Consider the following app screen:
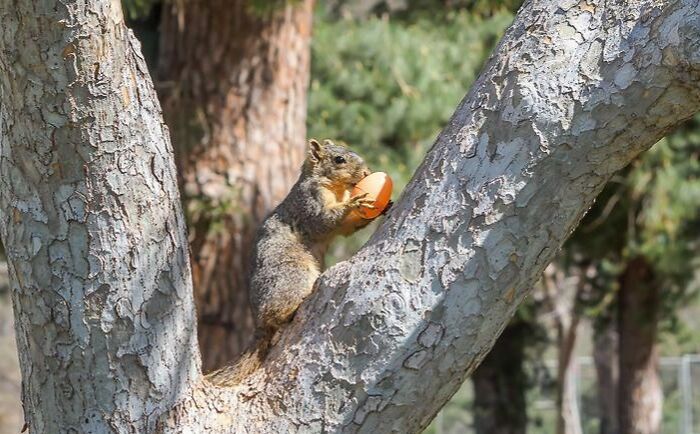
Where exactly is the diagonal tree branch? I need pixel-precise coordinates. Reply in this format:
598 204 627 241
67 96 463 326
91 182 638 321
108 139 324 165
1 0 700 433
165 0 700 432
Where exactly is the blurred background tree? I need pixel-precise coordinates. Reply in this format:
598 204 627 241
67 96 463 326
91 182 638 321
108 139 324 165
566 118 700 434
471 305 547 434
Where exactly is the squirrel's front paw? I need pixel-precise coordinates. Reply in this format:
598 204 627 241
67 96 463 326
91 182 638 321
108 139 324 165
348 192 375 210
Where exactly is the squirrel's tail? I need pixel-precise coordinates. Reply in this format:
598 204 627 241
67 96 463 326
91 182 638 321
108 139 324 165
205 329 274 387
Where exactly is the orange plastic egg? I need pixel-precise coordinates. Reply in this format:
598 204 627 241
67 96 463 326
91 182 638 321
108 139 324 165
351 172 393 219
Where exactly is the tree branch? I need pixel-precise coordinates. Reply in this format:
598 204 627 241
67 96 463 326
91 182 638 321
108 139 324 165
169 0 700 432
1 0 700 433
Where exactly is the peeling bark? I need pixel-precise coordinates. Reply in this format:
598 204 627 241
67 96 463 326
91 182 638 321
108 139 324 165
0 1 200 432
157 0 313 371
2 0 700 433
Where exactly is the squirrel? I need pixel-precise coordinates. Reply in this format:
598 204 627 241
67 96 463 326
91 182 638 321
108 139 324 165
207 139 385 386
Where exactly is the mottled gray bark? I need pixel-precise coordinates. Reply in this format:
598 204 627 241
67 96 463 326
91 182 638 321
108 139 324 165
163 0 700 432
1 0 700 433
0 1 200 432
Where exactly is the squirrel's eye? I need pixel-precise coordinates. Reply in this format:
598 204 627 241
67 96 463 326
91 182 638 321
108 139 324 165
334 156 346 164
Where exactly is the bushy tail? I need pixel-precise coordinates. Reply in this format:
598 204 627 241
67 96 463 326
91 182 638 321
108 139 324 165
205 329 274 387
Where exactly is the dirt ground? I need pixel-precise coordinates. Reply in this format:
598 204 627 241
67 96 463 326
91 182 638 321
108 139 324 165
0 262 22 434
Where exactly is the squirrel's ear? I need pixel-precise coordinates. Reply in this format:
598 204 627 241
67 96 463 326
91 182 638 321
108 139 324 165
308 139 324 163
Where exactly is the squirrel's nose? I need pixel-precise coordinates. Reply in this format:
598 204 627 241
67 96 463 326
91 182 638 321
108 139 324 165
362 169 371 178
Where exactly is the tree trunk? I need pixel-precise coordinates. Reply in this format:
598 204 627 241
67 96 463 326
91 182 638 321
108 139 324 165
618 258 663 434
542 263 587 434
0 1 200 431
157 0 314 371
557 353 583 434
593 317 620 434
2 0 700 432
472 320 529 434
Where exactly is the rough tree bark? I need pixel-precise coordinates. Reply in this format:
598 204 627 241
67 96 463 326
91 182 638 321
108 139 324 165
157 0 313 371
1 0 699 433
472 320 529 434
618 258 663 434
0 1 200 432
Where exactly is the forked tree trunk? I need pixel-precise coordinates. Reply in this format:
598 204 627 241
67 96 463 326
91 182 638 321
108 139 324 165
2 0 700 432
157 0 314 371
472 320 529 434
618 258 663 434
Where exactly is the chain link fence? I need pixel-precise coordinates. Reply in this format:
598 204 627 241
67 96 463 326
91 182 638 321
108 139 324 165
428 355 700 434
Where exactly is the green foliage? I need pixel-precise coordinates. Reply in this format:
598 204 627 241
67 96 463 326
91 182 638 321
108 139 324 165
386 0 524 19
307 10 512 262
122 0 159 20
309 11 510 151
320 0 523 21
184 186 244 237
660 289 700 354
630 122 700 280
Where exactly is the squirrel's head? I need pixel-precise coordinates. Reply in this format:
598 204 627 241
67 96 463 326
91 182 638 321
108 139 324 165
303 139 370 188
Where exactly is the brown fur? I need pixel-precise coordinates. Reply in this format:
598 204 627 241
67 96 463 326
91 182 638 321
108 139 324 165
207 139 378 386
206 329 274 387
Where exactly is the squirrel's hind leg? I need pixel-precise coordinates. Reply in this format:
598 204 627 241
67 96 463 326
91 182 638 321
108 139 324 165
251 249 320 332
